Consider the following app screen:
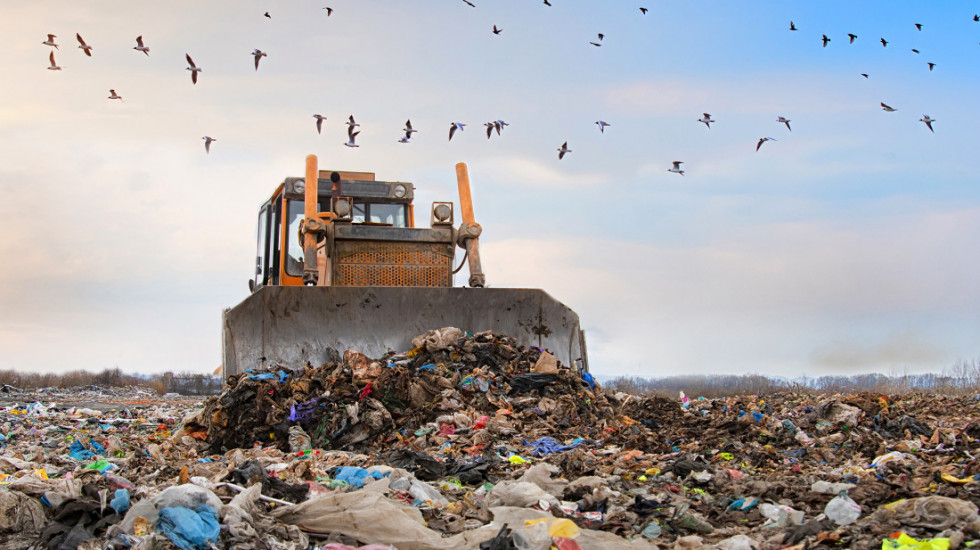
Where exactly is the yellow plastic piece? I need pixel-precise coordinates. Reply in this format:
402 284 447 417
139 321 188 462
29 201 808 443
525 518 580 539
940 473 975 484
509 455 527 465
638 475 648 482
881 533 950 550
645 468 660 475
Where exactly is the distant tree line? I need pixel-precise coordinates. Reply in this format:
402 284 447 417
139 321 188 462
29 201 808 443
607 358 980 397
0 367 222 396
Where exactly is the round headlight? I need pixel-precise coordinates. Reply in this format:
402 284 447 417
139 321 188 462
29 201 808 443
393 184 407 198
334 198 351 217
294 180 305 193
433 203 452 222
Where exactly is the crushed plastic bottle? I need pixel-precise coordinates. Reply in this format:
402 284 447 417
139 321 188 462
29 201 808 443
824 491 862 525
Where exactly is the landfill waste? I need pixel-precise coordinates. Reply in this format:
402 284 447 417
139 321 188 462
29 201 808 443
2 329 980 549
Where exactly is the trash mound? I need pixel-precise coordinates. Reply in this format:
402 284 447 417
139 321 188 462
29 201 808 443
200 328 613 455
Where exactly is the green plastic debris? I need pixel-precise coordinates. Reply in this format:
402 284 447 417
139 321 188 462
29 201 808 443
882 533 951 550
84 460 113 473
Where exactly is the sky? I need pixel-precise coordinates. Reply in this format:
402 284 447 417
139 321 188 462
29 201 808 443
1 1 978 378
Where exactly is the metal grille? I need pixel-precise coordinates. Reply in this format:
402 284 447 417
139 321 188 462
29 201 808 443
334 241 453 287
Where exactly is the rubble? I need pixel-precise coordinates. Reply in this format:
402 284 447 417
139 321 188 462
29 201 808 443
1 328 980 549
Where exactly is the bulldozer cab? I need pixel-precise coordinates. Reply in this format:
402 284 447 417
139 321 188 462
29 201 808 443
252 170 457 289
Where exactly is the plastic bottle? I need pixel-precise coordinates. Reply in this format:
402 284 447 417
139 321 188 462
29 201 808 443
824 491 861 525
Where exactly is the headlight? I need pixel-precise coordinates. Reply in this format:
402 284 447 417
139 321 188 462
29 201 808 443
433 203 452 222
294 180 305 193
393 184 407 198
334 198 351 217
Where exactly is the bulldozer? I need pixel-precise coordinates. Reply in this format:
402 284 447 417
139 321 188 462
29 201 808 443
221 155 589 377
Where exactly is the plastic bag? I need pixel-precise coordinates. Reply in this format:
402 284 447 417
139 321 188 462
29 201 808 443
486 481 559 509
517 463 568 497
156 504 220 550
881 533 951 550
758 503 804 526
824 493 861 525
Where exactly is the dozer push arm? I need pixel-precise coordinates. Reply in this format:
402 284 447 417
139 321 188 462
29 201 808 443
455 162 485 288
302 155 329 285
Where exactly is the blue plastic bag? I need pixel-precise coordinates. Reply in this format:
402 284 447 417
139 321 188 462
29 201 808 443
334 466 385 488
156 505 220 550
110 489 130 514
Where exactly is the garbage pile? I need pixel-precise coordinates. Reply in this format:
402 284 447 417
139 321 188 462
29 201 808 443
1 328 980 550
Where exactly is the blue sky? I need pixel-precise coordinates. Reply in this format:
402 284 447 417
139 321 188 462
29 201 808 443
0 1 977 377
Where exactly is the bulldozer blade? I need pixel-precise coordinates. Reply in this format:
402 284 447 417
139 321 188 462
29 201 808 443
222 286 588 377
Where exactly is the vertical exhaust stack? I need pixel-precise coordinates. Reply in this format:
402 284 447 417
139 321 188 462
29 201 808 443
455 162 485 287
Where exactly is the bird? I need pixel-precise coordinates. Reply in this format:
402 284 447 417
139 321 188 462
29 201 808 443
323 7 333 15
861 73 869 78
398 136 410 143
919 115 935 132
915 23 923 31
974 14 979 22
251 49 267 71
264 12 271 19
461 0 475 6
313 114 326 134
76 33 93 57
597 33 604 41
911 48 919 54
881 38 888 47
595 120 611 133
403 119 417 139
346 115 360 136
483 122 495 139
697 113 715 128
589 41 602 47
345 131 360 147
203 136 215 154
42 34 58 49
756 137 776 152
640 8 648 15
777 116 791 131
186 54 202 84
494 120 509 135
449 122 466 141
667 161 685 175
557 141 570 160
133 35 149 56
543 0 551 5
880 102 897 112
493 25 502 35
822 34 830 47
789 21 797 31
107 89 122 101
47 51 62 70
848 33 857 44
927 62 935 71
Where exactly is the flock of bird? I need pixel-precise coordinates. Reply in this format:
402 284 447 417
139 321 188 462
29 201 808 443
39 5 969 175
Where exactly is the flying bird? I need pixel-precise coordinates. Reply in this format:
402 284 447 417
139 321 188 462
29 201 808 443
186 54 202 84
345 131 360 147
483 122 498 139
880 102 897 112
777 116 791 131
557 141 570 160
203 136 215 154
848 33 857 44
756 137 776 152
667 161 685 175
398 136 411 143
589 41 602 47
493 25 502 35
697 113 715 128
911 48 919 54
76 33 93 57
252 49 267 71
927 62 935 71
461 0 475 6
449 122 466 141
789 21 797 31
133 35 149 56
313 114 326 134
47 51 62 70
597 33 604 41
43 34 58 49
543 0 551 5
919 115 935 132
881 38 888 47
323 7 333 15
264 12 271 19
494 120 509 135
639 8 648 14
974 14 979 21
915 23 923 31
346 115 360 136
595 120 611 133
822 34 830 47
107 89 122 101
861 73 869 78
403 119 417 139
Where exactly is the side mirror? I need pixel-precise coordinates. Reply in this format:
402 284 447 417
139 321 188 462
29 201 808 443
248 279 256 293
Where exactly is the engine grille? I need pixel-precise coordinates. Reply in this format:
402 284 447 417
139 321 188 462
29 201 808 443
334 241 453 287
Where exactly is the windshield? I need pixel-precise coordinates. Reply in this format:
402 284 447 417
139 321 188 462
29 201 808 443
352 202 408 226
285 200 304 277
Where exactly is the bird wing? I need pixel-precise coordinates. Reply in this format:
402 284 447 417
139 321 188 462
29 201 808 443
186 54 197 68
316 118 323 134
254 53 261 70
76 33 86 46
49 51 56 66
348 115 356 124
449 125 457 141
136 36 144 47
191 70 198 84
